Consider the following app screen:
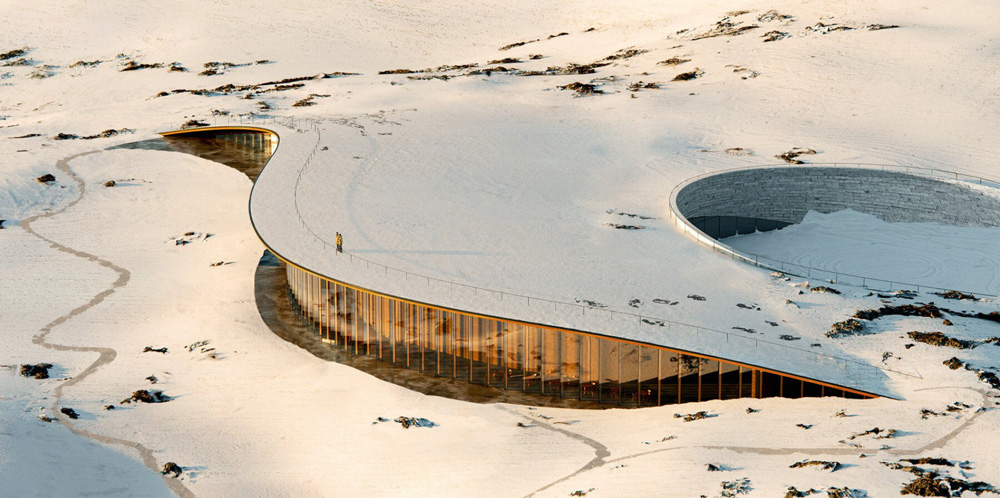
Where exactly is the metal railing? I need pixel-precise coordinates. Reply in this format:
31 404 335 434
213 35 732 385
167 115 929 387
667 163 1000 298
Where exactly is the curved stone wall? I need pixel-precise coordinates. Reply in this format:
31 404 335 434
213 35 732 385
675 167 1000 228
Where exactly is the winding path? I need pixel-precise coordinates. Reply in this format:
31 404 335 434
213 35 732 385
519 387 992 497
19 151 194 498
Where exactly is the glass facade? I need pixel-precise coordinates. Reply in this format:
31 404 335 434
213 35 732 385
285 263 870 407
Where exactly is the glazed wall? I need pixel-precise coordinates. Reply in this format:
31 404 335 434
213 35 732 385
286 264 864 407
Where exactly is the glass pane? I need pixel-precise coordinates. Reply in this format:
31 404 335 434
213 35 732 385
542 329 560 395
471 317 488 385
740 367 754 398
455 314 471 382
679 355 700 404
660 352 679 405
782 377 803 398
700 359 720 401
720 362 741 400
599 339 619 404
619 343 639 406
803 380 823 398
761 371 782 398
638 347 659 407
507 323 525 391
488 320 505 388
523 326 542 394
561 332 581 398
580 335 599 401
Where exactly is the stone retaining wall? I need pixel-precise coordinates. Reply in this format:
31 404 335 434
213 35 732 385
675 167 1000 227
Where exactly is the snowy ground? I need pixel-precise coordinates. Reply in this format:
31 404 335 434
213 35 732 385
3 0 1000 496
726 210 1000 296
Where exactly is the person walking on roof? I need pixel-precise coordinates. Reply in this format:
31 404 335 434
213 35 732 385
335 232 343 253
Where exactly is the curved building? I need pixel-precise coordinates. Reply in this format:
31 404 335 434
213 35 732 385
161 122 902 407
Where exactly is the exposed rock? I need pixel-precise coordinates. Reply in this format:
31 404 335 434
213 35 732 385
688 294 707 301
902 458 953 467
790 460 840 471
60 407 79 419
121 389 170 404
602 48 646 61
104 180 116 187
868 24 900 31
105 405 116 410
720 478 752 497
757 10 794 22
935 290 977 301
161 462 182 478
658 57 690 66
776 148 817 164
780 335 801 341
143 346 168 354
942 357 965 370
394 416 435 428
180 119 209 129
907 331 976 349
36 174 56 183
559 82 603 96
827 318 865 338
20 363 52 379
762 30 790 42
0 47 29 60
673 68 703 81
810 286 841 295
854 303 944 320
707 463 722 471
796 423 813 430
674 411 713 422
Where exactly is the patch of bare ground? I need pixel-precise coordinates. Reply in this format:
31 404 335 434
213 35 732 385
785 487 866 498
